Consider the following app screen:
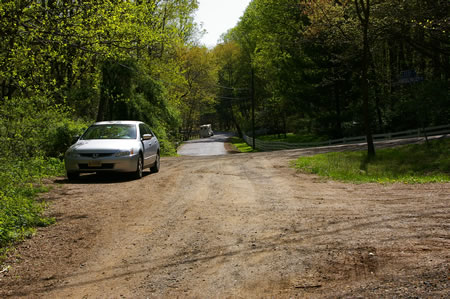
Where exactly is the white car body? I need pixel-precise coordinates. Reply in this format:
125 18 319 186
64 121 160 180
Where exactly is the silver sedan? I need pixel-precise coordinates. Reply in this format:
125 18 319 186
65 121 160 180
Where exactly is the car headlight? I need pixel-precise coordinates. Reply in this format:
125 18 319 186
114 150 133 157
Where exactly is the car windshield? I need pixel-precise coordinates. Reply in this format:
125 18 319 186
81 124 137 140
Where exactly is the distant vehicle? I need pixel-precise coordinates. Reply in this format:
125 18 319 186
64 121 160 181
200 124 214 138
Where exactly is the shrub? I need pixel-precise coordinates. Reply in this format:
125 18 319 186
0 157 63 252
43 118 89 158
0 96 89 159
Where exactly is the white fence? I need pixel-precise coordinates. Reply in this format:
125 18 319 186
243 124 450 151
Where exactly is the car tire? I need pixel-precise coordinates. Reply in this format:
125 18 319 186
150 152 160 173
134 154 143 179
67 172 79 181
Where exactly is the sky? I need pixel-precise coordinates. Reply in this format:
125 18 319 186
194 0 252 48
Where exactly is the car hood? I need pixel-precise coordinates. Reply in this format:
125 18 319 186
68 139 139 153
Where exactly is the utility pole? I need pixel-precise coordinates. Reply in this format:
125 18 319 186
251 67 256 149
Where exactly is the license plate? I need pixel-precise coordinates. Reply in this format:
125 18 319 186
88 161 102 167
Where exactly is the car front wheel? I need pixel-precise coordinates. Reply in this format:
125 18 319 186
150 152 160 173
134 154 143 179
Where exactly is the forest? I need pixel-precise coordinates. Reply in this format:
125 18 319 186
0 1 449 247
215 0 449 156
1 0 449 158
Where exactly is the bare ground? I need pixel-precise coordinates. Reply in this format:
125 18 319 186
1 146 449 298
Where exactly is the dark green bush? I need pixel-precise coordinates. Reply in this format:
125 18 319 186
0 96 75 255
43 119 89 158
0 96 90 159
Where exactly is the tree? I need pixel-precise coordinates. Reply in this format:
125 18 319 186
177 46 217 140
355 0 375 157
221 0 314 138
304 0 378 156
0 0 201 158
212 41 248 136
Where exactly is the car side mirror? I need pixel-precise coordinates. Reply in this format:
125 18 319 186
142 133 153 140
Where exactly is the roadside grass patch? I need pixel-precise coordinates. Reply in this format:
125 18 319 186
230 137 258 153
295 138 450 183
0 157 64 260
259 133 327 143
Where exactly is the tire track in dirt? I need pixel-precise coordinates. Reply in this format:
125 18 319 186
1 150 449 298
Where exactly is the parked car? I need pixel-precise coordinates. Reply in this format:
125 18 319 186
200 124 214 138
64 121 160 180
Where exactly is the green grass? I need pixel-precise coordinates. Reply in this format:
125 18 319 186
230 136 258 153
295 138 450 183
0 157 63 259
259 133 327 143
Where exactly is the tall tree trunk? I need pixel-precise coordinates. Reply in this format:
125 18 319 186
369 57 383 132
96 91 107 121
355 0 375 157
333 80 343 138
251 67 256 149
374 90 383 131
443 50 450 81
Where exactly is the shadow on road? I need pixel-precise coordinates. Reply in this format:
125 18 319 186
54 171 153 185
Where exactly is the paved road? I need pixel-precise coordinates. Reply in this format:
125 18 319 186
177 132 234 156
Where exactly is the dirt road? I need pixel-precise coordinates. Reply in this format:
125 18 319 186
1 146 449 298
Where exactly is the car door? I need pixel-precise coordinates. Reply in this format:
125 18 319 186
139 124 154 167
145 124 158 163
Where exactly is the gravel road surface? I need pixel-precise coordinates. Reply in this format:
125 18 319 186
1 140 449 298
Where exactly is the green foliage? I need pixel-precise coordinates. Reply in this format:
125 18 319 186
223 0 313 135
176 46 218 140
66 79 101 120
1 0 201 153
295 138 450 183
230 137 257 153
1 1 200 98
0 157 63 252
44 119 90 158
390 80 450 130
114 66 180 156
216 0 450 141
258 133 327 143
0 0 202 256
212 41 251 135
0 96 89 159
0 95 71 250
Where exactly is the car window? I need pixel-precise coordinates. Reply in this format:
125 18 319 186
144 124 155 138
139 124 150 138
81 124 137 140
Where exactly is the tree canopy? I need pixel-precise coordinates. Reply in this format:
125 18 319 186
213 0 449 155
1 0 448 159
1 0 204 157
